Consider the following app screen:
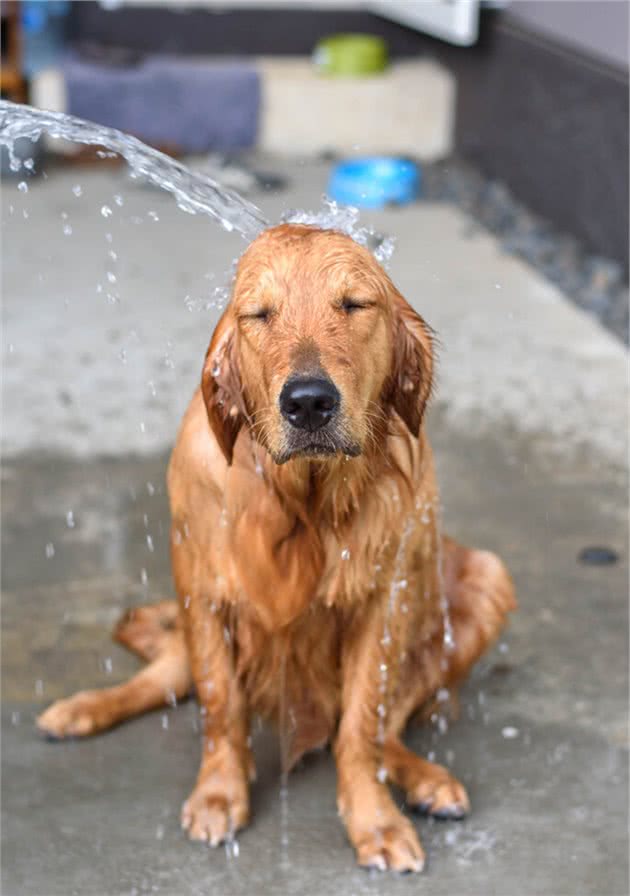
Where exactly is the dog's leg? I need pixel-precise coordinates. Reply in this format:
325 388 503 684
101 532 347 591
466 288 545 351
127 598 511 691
383 738 469 818
37 622 190 738
113 599 181 661
381 539 515 822
440 538 517 688
335 600 426 873
391 538 516 727
178 580 252 847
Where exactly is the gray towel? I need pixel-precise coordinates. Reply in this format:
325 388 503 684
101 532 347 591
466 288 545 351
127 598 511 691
64 52 260 152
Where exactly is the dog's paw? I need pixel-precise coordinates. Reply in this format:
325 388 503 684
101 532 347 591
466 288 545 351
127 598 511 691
37 691 113 738
407 765 470 820
355 817 425 873
181 781 249 846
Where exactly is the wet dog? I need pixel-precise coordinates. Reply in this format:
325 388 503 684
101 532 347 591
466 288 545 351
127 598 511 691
39 224 516 872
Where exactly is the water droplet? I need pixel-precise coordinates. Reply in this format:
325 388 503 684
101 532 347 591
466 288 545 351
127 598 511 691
101 205 112 218
102 656 113 675
63 224 73 236
72 184 83 197
66 510 75 528
146 482 155 496
155 824 165 840
35 679 44 696
141 568 148 585
148 210 159 221
17 181 28 193
106 271 117 284
161 713 169 729
45 542 55 559
341 548 350 561
146 534 154 552
376 766 388 783
502 726 519 739
114 194 124 206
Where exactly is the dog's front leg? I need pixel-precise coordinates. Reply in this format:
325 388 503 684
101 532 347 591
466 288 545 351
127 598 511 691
179 586 251 846
335 599 425 873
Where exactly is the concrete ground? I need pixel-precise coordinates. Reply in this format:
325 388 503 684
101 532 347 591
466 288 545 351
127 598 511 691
2 157 628 896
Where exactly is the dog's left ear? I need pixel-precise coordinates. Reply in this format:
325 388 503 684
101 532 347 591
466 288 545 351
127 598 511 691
387 290 434 437
201 310 247 465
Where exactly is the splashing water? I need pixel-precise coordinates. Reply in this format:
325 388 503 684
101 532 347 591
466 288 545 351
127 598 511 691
0 100 267 240
0 101 395 267
283 198 396 267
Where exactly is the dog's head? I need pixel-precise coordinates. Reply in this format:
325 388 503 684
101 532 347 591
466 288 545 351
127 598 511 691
202 224 433 465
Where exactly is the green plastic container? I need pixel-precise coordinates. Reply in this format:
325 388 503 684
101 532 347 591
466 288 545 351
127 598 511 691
313 34 388 77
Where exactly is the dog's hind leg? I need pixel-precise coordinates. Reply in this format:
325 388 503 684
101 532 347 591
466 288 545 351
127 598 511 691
384 737 470 818
113 599 181 662
389 536 516 732
37 602 191 739
383 538 516 816
439 536 517 691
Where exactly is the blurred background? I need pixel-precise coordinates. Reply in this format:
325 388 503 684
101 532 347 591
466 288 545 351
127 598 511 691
2 3 628 896
2 0 628 330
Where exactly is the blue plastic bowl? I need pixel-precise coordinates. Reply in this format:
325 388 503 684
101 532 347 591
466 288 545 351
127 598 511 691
327 157 420 209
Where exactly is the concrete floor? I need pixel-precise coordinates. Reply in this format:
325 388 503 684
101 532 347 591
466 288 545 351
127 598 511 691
2 157 628 895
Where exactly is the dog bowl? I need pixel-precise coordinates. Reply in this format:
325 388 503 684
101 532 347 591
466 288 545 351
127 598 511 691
313 34 388 76
327 157 420 209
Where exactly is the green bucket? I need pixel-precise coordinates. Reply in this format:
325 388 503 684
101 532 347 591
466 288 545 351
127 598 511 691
313 34 388 77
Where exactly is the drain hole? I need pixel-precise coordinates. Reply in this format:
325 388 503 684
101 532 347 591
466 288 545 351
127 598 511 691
578 546 619 566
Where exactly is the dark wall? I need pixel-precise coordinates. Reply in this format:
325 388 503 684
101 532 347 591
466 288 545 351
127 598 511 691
451 13 629 276
68 3 629 275
68 3 438 57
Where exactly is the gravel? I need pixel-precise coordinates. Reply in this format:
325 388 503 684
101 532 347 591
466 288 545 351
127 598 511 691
421 158 629 345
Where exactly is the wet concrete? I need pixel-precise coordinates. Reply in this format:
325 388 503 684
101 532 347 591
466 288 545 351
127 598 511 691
2 412 628 896
2 153 628 894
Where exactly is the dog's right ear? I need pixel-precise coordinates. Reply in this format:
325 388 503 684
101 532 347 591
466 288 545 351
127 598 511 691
201 310 246 465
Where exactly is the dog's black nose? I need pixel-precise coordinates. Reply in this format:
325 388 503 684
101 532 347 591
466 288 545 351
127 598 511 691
280 377 340 431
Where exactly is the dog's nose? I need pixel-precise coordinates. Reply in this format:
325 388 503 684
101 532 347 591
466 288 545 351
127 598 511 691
280 377 340 431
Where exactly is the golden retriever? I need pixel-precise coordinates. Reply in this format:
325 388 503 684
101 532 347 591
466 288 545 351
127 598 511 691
38 224 516 872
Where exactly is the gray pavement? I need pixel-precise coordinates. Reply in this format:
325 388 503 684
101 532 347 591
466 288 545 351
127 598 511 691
2 156 628 895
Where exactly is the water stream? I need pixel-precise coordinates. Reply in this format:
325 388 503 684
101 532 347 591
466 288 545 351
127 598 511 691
0 100 395 264
0 100 268 239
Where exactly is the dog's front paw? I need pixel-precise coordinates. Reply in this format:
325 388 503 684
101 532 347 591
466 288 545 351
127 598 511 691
354 816 425 873
181 775 249 846
37 691 114 738
406 764 470 820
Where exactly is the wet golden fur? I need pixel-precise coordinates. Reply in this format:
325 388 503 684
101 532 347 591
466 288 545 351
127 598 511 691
39 225 516 872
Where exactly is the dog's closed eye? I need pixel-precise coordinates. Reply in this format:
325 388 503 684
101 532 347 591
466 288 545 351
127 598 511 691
241 308 272 323
340 298 375 314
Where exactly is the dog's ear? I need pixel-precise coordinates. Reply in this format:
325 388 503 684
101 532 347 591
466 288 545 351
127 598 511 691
387 290 434 437
201 311 246 465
